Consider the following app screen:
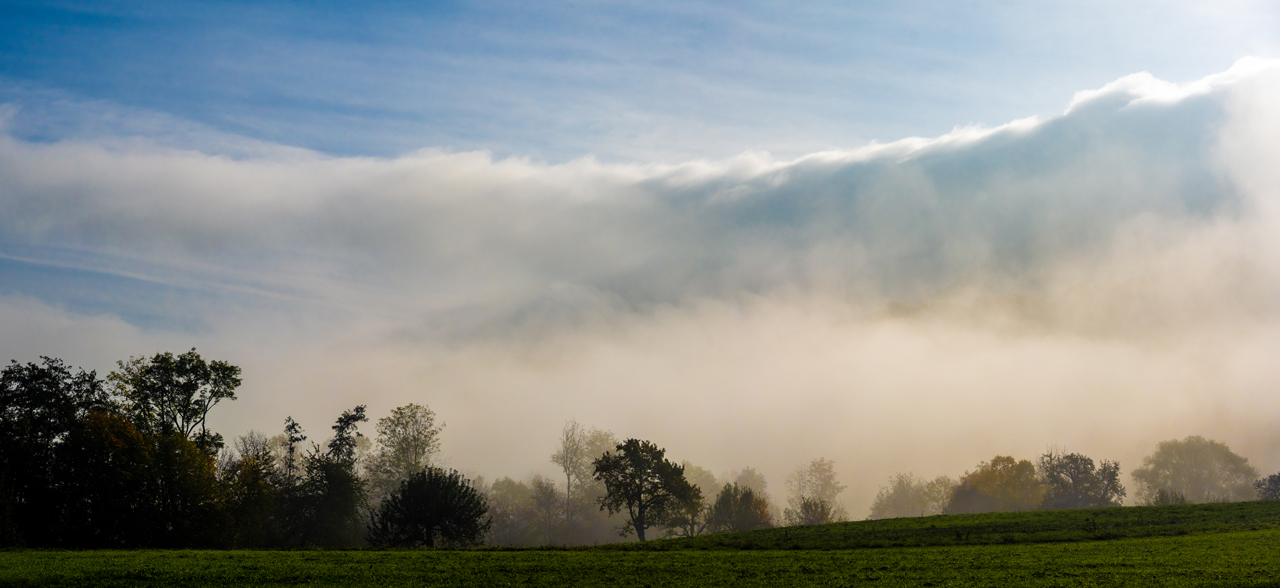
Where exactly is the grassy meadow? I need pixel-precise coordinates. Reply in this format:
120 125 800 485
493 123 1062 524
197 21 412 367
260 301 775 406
4 501 1280 587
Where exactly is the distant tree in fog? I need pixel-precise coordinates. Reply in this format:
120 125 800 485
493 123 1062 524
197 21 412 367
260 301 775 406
733 467 769 498
1037 450 1125 509
551 420 587 530
945 456 1043 514
1132 436 1258 504
366 404 443 502
529 474 565 545
593 438 695 541
553 424 619 544
681 461 720 500
784 458 847 525
1256 473 1280 501
706 484 773 532
868 473 954 519
483 476 535 546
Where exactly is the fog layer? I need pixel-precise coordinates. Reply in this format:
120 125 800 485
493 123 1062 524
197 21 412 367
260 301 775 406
2 58 1279 513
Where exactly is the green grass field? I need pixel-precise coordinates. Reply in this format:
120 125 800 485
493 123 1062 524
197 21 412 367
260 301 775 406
5 502 1280 587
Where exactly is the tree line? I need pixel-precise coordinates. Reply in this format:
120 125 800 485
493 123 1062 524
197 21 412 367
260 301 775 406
869 437 1273 520
3 351 1279 548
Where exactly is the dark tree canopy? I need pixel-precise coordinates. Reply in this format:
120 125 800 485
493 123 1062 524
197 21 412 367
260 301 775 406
294 406 368 547
1037 450 1125 510
110 349 241 453
368 468 490 547
0 358 108 546
592 438 694 541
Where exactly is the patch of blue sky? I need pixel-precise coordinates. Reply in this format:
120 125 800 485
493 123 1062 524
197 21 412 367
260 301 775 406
0 253 217 331
1 1 1275 162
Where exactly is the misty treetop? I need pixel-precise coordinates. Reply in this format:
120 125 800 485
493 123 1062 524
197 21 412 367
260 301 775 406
1131 436 1259 504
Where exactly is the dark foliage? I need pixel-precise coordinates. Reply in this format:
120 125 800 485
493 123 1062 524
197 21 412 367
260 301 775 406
290 406 369 547
1038 451 1125 510
592 438 694 541
111 349 241 454
368 468 491 547
0 358 108 546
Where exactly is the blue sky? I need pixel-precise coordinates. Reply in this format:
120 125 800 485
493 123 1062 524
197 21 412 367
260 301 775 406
3 1 1280 505
2 1 1276 161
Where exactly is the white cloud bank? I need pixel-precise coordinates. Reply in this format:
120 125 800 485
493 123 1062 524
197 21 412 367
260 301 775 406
2 58 1280 513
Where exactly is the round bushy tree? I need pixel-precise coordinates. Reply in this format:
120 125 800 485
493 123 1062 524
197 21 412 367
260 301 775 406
1131 436 1258 504
368 467 490 547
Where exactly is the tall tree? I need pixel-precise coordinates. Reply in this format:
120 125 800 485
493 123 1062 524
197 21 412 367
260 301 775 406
296 406 368 547
366 403 443 501
1131 436 1258 504
109 349 241 453
550 420 586 531
592 438 694 541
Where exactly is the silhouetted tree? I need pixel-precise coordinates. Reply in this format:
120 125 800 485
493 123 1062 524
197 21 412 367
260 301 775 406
295 406 368 547
55 410 157 547
1131 436 1258 504
706 483 773 532
592 438 694 541
368 467 490 547
0 357 108 546
945 456 1043 514
784 458 847 525
1256 473 1280 501
1037 450 1125 509
110 349 241 454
